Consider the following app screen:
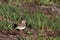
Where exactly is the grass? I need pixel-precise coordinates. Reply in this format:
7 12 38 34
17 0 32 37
0 0 60 40
0 1 60 28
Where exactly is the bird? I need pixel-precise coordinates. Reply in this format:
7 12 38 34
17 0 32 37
15 20 26 30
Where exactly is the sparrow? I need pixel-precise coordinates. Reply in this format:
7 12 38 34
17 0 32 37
15 20 26 30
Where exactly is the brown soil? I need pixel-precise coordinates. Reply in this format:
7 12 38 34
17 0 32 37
0 28 60 40
0 29 38 40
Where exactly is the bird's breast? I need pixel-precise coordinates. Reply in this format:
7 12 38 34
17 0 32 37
16 26 26 30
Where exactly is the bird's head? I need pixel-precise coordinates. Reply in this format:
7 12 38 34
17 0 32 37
21 20 26 24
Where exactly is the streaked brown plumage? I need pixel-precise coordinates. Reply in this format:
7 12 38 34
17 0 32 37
15 20 26 30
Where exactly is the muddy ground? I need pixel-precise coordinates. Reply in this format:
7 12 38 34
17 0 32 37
0 29 39 40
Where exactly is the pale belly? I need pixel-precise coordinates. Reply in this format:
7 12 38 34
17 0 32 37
16 26 26 30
